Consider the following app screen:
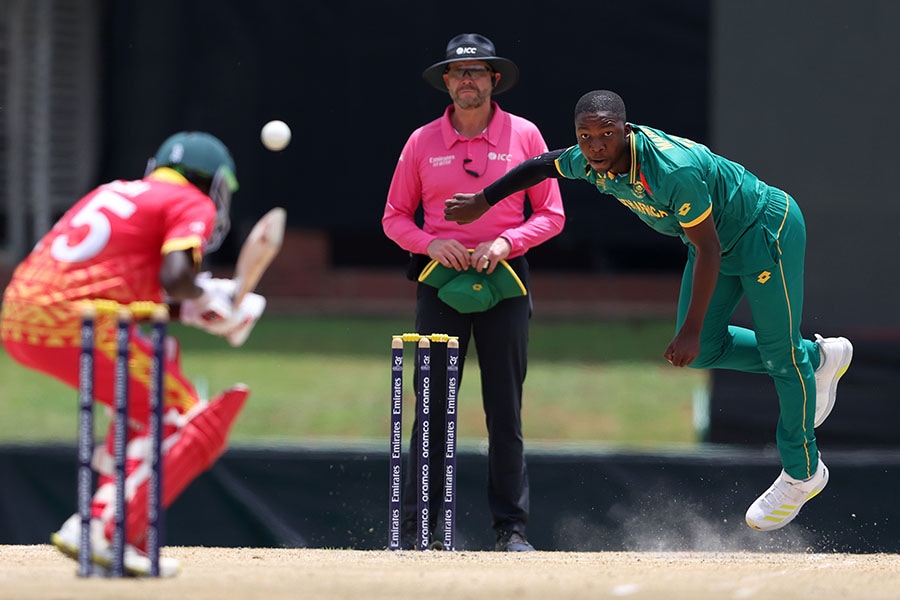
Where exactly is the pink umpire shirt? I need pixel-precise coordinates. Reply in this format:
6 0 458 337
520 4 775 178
383 102 564 258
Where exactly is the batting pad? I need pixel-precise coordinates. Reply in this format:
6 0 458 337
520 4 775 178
105 385 249 547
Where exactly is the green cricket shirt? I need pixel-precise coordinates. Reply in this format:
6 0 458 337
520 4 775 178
554 125 778 275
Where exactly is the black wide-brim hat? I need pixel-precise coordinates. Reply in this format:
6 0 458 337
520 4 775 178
422 33 519 96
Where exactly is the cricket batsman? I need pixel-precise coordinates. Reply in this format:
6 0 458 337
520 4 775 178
1 131 266 576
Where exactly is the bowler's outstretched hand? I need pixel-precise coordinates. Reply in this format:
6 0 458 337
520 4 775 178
444 192 490 224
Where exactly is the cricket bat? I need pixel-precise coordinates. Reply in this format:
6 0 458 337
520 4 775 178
232 207 287 307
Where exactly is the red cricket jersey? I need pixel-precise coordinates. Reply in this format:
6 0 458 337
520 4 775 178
2 169 216 343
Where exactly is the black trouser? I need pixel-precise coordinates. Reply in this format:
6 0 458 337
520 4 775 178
401 256 531 544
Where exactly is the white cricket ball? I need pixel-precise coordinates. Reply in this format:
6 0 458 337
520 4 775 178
261 120 291 151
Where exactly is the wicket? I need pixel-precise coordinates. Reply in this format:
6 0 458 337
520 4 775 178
77 300 168 577
389 333 459 551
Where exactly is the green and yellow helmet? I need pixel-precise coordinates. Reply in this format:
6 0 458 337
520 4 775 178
146 131 239 252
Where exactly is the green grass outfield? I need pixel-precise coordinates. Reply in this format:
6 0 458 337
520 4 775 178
0 315 708 447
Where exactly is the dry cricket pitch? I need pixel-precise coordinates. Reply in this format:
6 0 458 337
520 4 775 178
2 545 899 600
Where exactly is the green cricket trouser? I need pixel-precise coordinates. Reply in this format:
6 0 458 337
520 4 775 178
676 190 821 480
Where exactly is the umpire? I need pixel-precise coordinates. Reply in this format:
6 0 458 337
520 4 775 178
382 33 564 551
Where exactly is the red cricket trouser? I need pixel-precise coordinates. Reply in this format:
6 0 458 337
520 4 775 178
3 312 200 425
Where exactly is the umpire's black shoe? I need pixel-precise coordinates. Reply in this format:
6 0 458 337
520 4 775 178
495 530 535 552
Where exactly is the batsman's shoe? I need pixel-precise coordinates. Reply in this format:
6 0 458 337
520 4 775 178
813 334 853 427
745 458 829 531
50 514 180 578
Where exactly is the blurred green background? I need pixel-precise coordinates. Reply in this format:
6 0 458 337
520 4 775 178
0 315 708 447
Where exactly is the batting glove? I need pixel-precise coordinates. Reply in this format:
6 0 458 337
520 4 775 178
226 292 266 347
180 273 266 344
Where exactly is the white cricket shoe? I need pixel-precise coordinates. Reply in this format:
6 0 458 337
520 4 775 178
745 458 829 531
50 513 180 577
813 334 853 427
